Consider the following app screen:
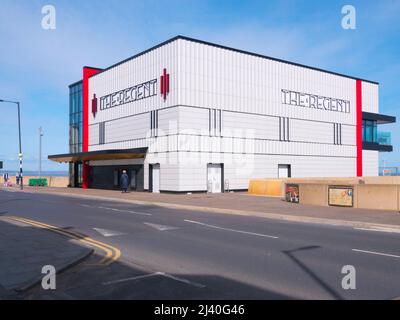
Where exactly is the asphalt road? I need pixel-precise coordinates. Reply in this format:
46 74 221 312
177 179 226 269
1 189 399 299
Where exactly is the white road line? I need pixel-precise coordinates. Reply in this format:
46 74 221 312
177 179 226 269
103 271 206 288
354 227 400 234
160 272 206 288
144 222 179 231
184 219 278 239
352 249 400 259
96 206 151 216
93 227 126 237
126 210 152 216
103 272 161 285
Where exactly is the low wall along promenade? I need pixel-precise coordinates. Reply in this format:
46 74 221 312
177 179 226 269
3 176 69 188
249 176 400 211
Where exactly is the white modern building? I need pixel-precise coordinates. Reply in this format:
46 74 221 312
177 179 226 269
49 36 395 192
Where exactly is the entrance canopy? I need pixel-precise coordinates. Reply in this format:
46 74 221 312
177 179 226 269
48 147 148 163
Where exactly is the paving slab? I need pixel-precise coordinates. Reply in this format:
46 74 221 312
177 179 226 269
0 217 93 295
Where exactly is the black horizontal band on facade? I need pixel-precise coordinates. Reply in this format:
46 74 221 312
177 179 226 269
88 104 357 128
86 149 356 159
88 132 356 148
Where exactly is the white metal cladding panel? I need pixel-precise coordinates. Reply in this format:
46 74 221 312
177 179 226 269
178 164 207 191
362 150 379 176
253 140 356 157
222 137 234 153
167 134 355 157
88 41 179 127
158 107 179 136
176 135 222 153
222 111 279 139
224 154 356 190
89 138 148 151
341 124 356 145
178 106 209 133
104 113 149 144
160 163 181 191
362 82 379 113
89 124 99 146
177 38 357 126
89 158 144 166
290 119 333 144
147 135 179 153
142 152 356 191
145 156 209 192
144 152 182 191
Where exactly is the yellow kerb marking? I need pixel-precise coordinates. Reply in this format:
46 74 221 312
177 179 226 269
8 216 121 265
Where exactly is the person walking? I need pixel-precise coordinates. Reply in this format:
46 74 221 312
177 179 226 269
16 172 20 185
3 172 9 187
120 170 129 193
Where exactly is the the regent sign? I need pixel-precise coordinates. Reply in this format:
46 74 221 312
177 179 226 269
281 89 350 113
99 78 158 111
94 69 170 115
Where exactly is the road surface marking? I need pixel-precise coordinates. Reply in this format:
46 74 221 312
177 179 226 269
93 227 126 237
354 227 400 234
103 272 161 285
9 216 114 264
143 222 179 231
160 272 206 288
352 249 400 259
103 271 205 288
8 216 121 265
80 204 94 208
97 206 151 216
184 219 279 239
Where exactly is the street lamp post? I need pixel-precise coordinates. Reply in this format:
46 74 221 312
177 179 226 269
39 127 43 179
0 99 23 190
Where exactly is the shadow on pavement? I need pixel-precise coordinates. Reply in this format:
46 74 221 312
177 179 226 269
21 251 294 300
0 218 292 300
283 246 343 300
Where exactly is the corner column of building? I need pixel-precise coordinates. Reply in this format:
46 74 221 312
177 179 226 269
356 79 363 177
82 66 102 188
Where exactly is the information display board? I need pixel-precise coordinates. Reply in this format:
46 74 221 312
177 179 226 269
328 186 353 207
285 184 299 203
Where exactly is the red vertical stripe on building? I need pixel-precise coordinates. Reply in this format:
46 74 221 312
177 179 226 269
160 75 164 97
356 79 363 177
82 66 102 188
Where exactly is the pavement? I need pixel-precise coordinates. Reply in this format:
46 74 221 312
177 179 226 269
3 185 400 230
0 215 93 299
1 188 400 299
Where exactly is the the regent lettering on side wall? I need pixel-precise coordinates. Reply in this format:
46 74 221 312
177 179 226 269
281 89 350 113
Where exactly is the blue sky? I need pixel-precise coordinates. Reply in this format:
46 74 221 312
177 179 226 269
0 0 399 171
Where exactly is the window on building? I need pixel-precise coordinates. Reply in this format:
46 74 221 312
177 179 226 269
362 119 377 143
69 82 83 153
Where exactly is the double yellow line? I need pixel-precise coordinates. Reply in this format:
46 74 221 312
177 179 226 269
8 216 121 265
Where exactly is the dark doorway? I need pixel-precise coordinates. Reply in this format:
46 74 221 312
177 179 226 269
89 165 144 190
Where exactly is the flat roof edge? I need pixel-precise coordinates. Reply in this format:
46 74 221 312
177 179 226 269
87 35 379 85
